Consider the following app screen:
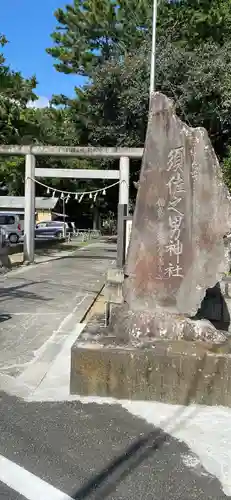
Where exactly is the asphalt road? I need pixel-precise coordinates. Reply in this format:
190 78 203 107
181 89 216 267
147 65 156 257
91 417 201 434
0 391 228 500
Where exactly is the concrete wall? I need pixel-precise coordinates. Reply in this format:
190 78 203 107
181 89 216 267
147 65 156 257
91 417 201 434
70 334 231 406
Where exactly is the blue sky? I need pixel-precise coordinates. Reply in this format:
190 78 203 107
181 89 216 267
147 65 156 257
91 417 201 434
1 0 85 106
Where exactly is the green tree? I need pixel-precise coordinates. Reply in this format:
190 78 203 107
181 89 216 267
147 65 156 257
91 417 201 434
47 0 152 78
171 0 231 47
0 34 37 144
0 34 37 194
0 105 93 195
47 0 231 200
47 0 231 83
0 34 106 206
47 0 231 153
70 38 231 156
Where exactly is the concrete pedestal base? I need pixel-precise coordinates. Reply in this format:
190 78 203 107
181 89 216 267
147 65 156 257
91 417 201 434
70 314 231 406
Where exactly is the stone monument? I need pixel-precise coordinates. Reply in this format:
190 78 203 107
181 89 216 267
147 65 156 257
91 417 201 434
70 92 231 404
111 92 231 344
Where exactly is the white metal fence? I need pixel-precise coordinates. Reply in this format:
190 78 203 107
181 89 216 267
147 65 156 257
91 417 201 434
74 229 101 242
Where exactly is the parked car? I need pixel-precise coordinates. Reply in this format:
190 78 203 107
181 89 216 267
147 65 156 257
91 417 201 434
35 220 70 239
0 212 23 244
0 226 10 247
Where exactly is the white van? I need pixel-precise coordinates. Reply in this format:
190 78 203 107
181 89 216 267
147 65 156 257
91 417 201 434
0 212 23 244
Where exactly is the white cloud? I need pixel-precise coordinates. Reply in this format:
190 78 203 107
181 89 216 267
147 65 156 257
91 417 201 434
27 96 50 109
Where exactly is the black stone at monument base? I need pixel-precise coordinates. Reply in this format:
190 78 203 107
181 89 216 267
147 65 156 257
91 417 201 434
70 314 231 406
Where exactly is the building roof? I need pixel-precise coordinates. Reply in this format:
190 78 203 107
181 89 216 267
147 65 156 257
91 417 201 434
0 196 58 211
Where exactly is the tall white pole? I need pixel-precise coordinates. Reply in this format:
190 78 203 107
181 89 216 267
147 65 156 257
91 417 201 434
149 0 158 99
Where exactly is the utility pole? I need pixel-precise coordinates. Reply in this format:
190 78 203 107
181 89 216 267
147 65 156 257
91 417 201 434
149 0 158 100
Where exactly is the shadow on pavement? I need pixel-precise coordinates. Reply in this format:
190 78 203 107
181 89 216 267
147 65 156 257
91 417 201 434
34 243 81 256
0 281 52 303
103 247 117 253
36 252 116 264
0 313 11 323
65 254 116 260
101 236 117 244
72 427 169 500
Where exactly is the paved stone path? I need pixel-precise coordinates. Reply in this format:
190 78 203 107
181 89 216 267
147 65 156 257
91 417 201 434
0 239 116 396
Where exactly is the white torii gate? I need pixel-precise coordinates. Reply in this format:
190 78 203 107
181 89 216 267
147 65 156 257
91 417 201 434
0 145 143 266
